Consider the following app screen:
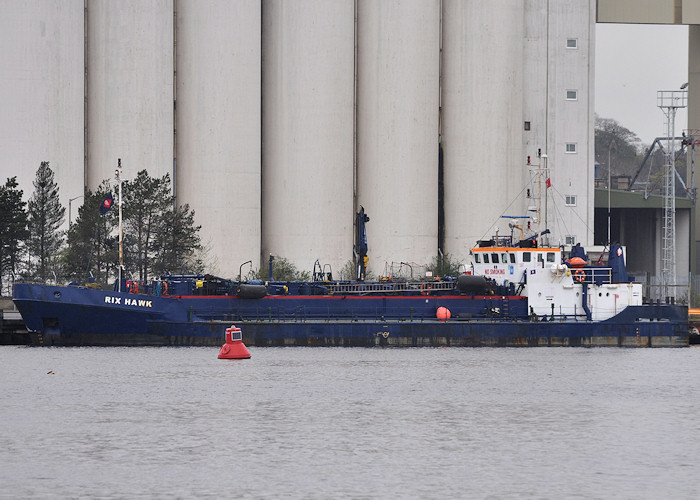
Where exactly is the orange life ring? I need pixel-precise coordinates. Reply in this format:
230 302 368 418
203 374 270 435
420 283 433 296
161 281 168 296
574 270 585 283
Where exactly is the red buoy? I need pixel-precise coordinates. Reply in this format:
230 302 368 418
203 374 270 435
436 306 451 321
218 325 251 359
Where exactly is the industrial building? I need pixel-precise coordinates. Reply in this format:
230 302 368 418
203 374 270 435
0 0 697 283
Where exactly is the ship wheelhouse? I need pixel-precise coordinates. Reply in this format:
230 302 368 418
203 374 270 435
469 246 563 284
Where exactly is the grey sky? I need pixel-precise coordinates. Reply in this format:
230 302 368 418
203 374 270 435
595 23 689 146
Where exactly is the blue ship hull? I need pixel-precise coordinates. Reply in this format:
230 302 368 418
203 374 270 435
12 282 688 347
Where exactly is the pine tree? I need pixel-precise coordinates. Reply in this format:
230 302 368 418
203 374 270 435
0 177 29 294
63 182 118 285
27 161 65 282
123 170 200 282
151 202 203 276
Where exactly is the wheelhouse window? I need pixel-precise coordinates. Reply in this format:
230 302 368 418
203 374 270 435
501 253 508 263
491 253 499 263
474 254 481 263
537 253 544 264
483 254 489 264
522 252 531 263
509 253 516 263
547 252 555 263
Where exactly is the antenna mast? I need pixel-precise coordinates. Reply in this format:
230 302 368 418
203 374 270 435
115 159 124 292
657 89 687 300
528 149 548 247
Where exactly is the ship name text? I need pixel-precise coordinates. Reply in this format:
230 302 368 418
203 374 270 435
105 296 153 308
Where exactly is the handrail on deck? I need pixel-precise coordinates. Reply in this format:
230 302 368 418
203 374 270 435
570 267 612 285
324 280 456 295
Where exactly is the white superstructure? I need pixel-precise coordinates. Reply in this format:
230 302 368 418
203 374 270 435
469 245 643 321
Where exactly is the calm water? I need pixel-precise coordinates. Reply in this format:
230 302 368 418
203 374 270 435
2 345 700 499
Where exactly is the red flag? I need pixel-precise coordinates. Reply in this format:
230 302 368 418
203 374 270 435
100 192 113 215
545 178 551 189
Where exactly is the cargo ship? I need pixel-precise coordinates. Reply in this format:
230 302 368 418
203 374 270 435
12 207 689 347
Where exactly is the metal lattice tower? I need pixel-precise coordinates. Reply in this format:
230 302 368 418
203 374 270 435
657 90 687 299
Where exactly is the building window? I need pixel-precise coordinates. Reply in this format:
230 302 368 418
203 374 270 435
565 235 576 245
566 90 578 100
565 143 577 154
565 195 577 206
524 121 531 131
566 38 578 49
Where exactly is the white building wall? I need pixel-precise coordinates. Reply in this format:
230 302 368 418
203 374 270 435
0 0 84 223
261 0 355 277
442 1 524 259
357 0 440 277
86 0 173 190
523 0 549 217
176 1 261 278
545 1 596 248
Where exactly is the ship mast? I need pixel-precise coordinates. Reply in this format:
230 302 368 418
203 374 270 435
528 150 549 247
115 159 124 292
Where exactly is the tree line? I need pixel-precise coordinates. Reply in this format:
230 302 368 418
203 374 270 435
0 162 203 295
594 114 688 193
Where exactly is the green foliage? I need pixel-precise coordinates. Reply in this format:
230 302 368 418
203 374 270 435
121 170 203 282
150 202 203 276
426 253 462 278
252 256 311 282
27 162 65 282
62 181 118 285
594 115 643 178
337 260 356 281
334 259 376 281
0 177 29 293
62 171 203 285
122 170 173 281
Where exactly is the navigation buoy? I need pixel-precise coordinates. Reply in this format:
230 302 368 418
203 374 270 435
436 306 451 321
218 325 251 359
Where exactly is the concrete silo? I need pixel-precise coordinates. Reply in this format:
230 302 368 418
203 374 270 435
0 0 84 223
542 1 596 247
442 1 525 259
176 0 261 278
261 0 355 278
86 0 174 189
356 0 440 277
